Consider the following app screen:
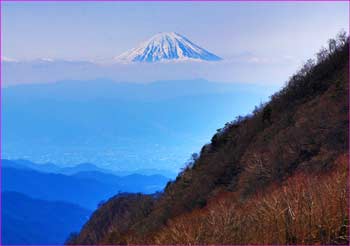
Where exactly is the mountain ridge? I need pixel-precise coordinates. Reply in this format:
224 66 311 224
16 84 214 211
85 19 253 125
69 34 349 245
2 191 91 245
2 160 169 209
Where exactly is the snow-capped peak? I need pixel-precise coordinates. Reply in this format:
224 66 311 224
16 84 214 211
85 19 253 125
115 32 222 63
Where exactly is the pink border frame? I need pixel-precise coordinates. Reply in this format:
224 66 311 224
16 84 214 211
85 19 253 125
0 0 349 245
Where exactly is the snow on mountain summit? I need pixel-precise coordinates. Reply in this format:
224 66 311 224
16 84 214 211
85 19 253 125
115 32 222 63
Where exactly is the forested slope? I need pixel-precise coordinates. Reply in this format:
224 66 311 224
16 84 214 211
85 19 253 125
68 33 349 245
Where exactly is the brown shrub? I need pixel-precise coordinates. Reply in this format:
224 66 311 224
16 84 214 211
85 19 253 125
155 154 349 244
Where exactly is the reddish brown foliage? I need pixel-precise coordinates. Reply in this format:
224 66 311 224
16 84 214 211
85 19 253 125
155 155 349 244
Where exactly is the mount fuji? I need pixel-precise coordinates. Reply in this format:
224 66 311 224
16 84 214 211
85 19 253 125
115 32 222 63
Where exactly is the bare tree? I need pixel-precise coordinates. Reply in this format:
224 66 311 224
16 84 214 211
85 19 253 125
299 59 315 76
328 38 337 53
336 30 347 46
316 47 328 63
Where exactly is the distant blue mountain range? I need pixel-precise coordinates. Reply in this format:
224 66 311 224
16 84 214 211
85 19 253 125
3 158 177 178
1 159 170 245
2 159 169 209
2 191 91 245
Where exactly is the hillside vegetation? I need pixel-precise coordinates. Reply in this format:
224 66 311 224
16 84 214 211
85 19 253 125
68 33 349 245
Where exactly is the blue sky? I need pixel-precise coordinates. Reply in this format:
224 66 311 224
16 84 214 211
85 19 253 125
1 2 349 86
2 2 348 61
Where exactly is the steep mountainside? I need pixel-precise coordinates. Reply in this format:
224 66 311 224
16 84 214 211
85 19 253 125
69 37 349 245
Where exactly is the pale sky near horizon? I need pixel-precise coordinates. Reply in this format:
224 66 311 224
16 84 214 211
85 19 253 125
2 2 349 61
1 1 349 86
